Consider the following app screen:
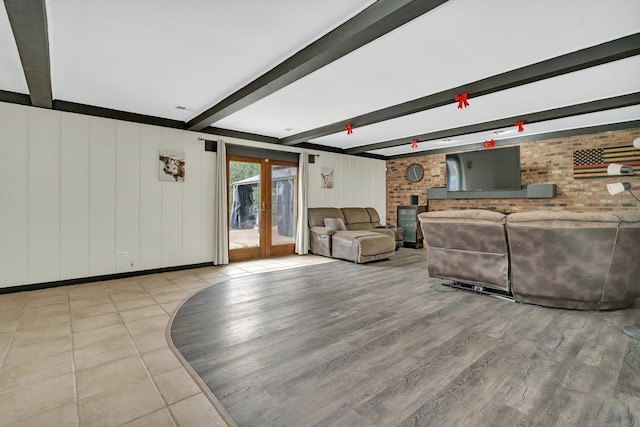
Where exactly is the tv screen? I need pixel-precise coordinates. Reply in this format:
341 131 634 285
446 146 521 191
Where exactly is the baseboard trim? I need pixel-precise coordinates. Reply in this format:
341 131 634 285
0 262 215 294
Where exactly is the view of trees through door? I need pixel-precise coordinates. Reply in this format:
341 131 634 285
228 156 297 261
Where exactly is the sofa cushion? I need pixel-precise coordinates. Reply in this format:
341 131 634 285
308 207 344 227
332 231 395 256
507 210 620 228
342 207 375 230
324 217 347 231
418 209 506 224
356 234 395 256
365 207 384 228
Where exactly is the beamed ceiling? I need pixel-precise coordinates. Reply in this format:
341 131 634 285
1 0 639 159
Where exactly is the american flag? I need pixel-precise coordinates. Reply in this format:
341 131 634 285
573 145 640 178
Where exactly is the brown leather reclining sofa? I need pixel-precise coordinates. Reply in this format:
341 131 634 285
308 207 402 263
418 209 640 310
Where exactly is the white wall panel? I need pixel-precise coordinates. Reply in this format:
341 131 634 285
306 160 320 207
60 113 90 280
349 156 359 206
116 122 140 273
335 154 346 207
28 108 61 283
89 117 116 276
307 152 386 222
0 103 28 287
201 151 215 262
139 125 163 270
360 158 369 207
182 134 202 264
161 128 183 267
376 161 384 220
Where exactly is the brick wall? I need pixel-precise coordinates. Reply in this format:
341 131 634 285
386 128 640 226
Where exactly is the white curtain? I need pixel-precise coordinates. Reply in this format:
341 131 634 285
213 140 229 265
295 152 309 255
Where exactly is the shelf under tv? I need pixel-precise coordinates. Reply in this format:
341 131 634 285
426 184 556 199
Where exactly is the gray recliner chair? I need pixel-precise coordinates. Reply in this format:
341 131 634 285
507 210 640 310
418 209 510 293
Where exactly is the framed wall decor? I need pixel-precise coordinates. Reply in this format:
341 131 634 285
321 166 334 189
159 150 185 182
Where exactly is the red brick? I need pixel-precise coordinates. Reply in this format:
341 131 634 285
386 128 640 226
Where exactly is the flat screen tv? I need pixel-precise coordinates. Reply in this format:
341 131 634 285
446 146 521 191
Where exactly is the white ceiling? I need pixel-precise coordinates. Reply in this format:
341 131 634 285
0 1 27 93
311 56 640 149
1 0 639 158
46 0 376 121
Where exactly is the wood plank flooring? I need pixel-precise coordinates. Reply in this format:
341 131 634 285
170 249 640 426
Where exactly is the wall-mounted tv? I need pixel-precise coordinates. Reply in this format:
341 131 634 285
446 146 521 192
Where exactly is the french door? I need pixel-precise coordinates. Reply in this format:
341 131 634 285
228 155 298 261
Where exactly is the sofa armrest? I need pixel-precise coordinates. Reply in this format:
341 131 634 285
310 226 336 235
310 226 334 257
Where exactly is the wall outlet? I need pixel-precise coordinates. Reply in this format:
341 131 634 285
117 251 127 258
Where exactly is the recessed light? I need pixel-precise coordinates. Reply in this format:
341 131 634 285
283 127 301 132
493 130 510 136
441 139 453 143
175 105 194 111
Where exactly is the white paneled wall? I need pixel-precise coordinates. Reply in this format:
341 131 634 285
0 103 216 288
89 117 117 276
139 125 163 269
0 102 29 286
0 102 386 289
60 113 91 279
307 152 387 223
29 108 62 283
115 122 141 273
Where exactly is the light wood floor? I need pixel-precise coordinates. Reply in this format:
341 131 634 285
170 249 640 426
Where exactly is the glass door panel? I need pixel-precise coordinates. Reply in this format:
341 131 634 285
271 165 297 247
228 158 261 260
228 156 297 261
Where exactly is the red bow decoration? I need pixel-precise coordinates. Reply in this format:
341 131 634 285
411 139 418 148
455 92 469 109
484 139 495 148
345 124 353 135
515 121 525 133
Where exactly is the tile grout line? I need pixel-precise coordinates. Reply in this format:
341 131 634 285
114 277 179 427
0 295 27 373
68 287 81 427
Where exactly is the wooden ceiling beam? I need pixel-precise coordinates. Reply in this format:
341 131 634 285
4 0 52 108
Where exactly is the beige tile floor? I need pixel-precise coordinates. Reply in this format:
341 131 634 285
0 254 335 426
